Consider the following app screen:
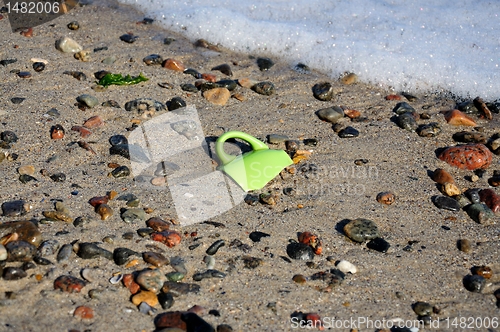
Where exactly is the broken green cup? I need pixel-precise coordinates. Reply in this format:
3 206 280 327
215 131 293 191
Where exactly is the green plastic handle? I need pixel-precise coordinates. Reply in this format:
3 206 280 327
215 131 269 165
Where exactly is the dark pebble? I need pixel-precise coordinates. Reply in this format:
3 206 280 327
417 123 441 137
57 244 73 262
181 83 199 92
143 54 163 65
50 173 66 182
249 231 270 242
303 138 318 146
167 97 187 111
316 106 344 123
22 262 36 271
77 242 113 260
3 267 27 280
393 102 415 115
183 68 202 79
140 17 154 24
312 82 334 101
6 240 36 262
466 188 481 204
243 256 263 269
366 237 390 253
1 200 28 216
109 134 128 146
216 79 237 91
181 312 215 332
17 71 32 78
33 256 53 265
137 228 154 237
113 247 139 265
412 302 433 316
432 196 460 211
244 194 259 206
192 269 226 281
63 70 87 81
354 158 369 165
73 216 89 227
1 131 18 143
37 239 60 256
457 101 478 114
453 131 487 144
67 21 79 30
463 274 485 292
211 63 232 76
162 281 200 296
206 240 225 255
164 37 176 44
32 62 45 72
466 203 495 224
19 174 37 184
158 291 175 309
110 144 150 163
286 242 314 260
94 70 110 80
209 309 220 317
256 57 274 71
397 112 418 131
283 187 295 196
102 100 120 108
0 58 17 66
251 81 275 96
10 97 25 104
295 63 310 72
111 165 130 178
120 33 138 43
199 82 219 92
217 324 234 332
338 126 359 138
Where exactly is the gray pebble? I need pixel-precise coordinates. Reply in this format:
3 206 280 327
286 242 314 260
316 107 344 123
206 240 225 255
76 94 98 108
466 203 495 224
432 196 461 212
121 208 146 223
343 218 380 243
463 274 485 292
77 242 112 260
192 269 226 281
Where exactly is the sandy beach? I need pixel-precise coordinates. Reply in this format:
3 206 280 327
0 1 499 331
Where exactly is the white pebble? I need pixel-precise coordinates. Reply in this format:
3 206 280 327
0 244 7 261
336 260 357 274
55 36 83 53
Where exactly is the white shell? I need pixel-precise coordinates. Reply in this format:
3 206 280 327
336 260 357 274
109 273 123 284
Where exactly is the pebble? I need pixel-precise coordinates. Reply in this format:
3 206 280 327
121 208 146 223
166 272 185 282
192 269 226 281
3 267 27 280
55 36 83 53
125 98 166 116
67 21 80 30
286 242 314 260
341 73 358 85
111 165 130 178
17 165 35 176
465 203 495 224
182 312 215 331
154 312 187 330
343 218 380 243
50 173 66 182
438 144 492 170
251 81 275 96
413 302 433 316
366 237 390 253
457 239 472 253
1 131 18 143
151 230 182 247
206 240 225 255
256 57 274 71
131 290 159 307
432 195 461 211
6 240 36 262
441 182 461 196
181 83 198 92
432 168 455 184
338 126 359 138
158 292 175 309
54 275 87 293
335 260 357 274
77 94 98 108
444 109 477 126
0 244 7 260
17 71 32 78
57 244 73 262
417 123 441 137
466 188 481 204
141 252 169 268
170 256 188 274
167 97 187 111
146 217 171 231
376 191 396 205
96 204 113 220
109 134 128 146
83 115 104 128
201 73 216 82
293 274 307 284
184 68 202 79
77 242 113 260
203 88 231 105
243 256 263 269
113 247 139 265
136 269 166 292
472 265 493 279
0 221 39 246
260 192 279 205
267 134 289 144
162 281 200 296
211 63 232 76
51 124 65 139
312 82 334 101
479 189 500 213
37 239 60 257
143 54 163 65
120 33 138 43
397 112 418 131
71 126 91 138
249 231 270 242
63 70 86 81
73 306 94 319
316 106 344 123
74 50 91 62
203 255 215 269
393 102 415 115
19 174 37 184
122 274 141 294
452 131 487 144
463 274 485 293
162 58 185 71
32 62 45 72
238 77 259 88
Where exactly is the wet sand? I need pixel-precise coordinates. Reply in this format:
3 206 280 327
0 1 499 331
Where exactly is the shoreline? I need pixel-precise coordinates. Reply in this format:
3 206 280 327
0 1 499 331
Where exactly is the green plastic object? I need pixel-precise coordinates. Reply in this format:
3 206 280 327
215 131 293 191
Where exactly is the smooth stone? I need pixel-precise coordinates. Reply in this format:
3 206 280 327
479 189 500 213
417 123 441 137
121 208 146 223
256 57 274 71
267 134 289 144
466 203 495 224
170 256 188 274
366 237 390 253
54 275 86 293
192 269 226 281
432 196 461 211
206 240 225 255
184 68 202 79
55 36 83 53
6 240 36 262
111 166 130 178
143 54 163 65
120 33 138 43
463 274 485 293
110 144 150 163
0 221 40 246
453 131 487 144
143 252 169 267
338 126 359 138
0 244 7 260
136 269 166 292
163 58 185 71
181 83 199 92
57 244 73 262
155 312 187 330
343 218 380 243
11 97 25 104
249 231 270 242
316 107 344 123
216 80 237 91
181 312 215 332
432 168 455 184
457 239 472 253
3 267 27 280
96 204 113 220
77 242 112 260
151 231 182 248
109 135 128 146
438 144 493 170
457 101 479 114
243 256 263 269
251 81 275 96
50 173 66 182
17 165 35 176
286 242 314 260
312 82 334 101
397 112 418 131
37 240 59 257
166 272 185 282
19 174 37 183
146 217 171 231
162 281 200 297
167 97 187 111
335 260 357 274
441 182 460 197
211 63 232 76
125 98 166 115
444 109 477 126
158 292 175 309
413 302 433 316
1 131 18 143
393 102 415 115
76 94 98 108
113 247 139 265
131 290 158 307
203 88 230 106
466 188 481 204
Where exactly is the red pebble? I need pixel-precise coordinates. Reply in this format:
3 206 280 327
122 273 141 294
438 144 492 170
73 306 94 319
51 124 65 139
20 27 33 37
54 275 86 293
162 58 185 72
146 217 170 231
151 230 182 247
83 115 104 129
479 189 500 213
298 231 322 255
155 311 187 330
89 196 109 208
385 94 402 100
201 73 216 82
304 313 324 331
71 126 92 138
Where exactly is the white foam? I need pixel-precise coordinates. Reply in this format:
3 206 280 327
118 0 500 101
